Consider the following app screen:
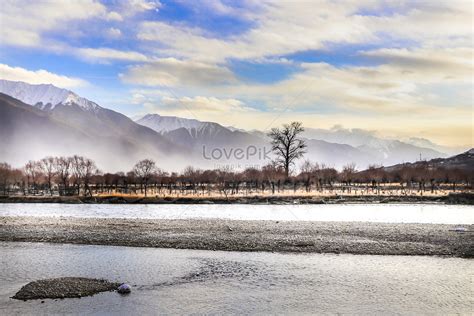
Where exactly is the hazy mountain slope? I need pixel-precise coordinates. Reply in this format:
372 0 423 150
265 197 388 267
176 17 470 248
0 81 174 152
137 113 448 170
0 81 190 171
404 137 466 155
136 114 204 133
304 139 376 169
357 140 447 166
384 149 474 172
0 93 138 170
302 126 380 147
137 113 267 155
0 79 450 172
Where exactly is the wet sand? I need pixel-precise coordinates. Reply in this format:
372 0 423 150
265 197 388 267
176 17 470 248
0 216 472 257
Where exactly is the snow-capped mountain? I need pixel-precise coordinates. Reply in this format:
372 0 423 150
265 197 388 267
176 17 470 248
136 114 204 133
0 79 100 112
136 113 266 149
0 80 185 171
0 79 452 171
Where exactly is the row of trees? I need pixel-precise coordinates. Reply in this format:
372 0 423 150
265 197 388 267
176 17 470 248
1 156 98 197
0 156 471 197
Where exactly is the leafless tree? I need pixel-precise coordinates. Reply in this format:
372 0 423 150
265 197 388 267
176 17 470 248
71 155 97 196
133 159 156 197
56 156 72 195
299 160 314 192
24 160 41 195
40 156 56 196
0 163 11 195
268 121 307 178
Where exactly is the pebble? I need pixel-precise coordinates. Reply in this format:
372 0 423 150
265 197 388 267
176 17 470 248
117 284 131 294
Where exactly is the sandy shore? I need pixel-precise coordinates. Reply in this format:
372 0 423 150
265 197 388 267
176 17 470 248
0 216 472 257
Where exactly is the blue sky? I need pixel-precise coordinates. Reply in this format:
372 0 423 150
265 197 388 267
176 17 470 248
0 0 472 146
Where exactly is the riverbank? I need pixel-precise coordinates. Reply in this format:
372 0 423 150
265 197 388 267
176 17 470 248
1 192 473 204
0 216 472 257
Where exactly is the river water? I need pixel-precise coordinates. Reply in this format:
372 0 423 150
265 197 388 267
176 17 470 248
0 203 473 224
0 242 472 315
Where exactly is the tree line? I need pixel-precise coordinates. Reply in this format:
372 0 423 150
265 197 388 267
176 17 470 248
0 155 471 198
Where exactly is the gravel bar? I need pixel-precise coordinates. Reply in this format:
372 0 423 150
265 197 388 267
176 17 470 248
0 216 472 257
12 277 121 300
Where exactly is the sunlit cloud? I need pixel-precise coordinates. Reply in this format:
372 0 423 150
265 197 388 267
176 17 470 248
0 0 471 147
0 64 88 88
120 58 237 87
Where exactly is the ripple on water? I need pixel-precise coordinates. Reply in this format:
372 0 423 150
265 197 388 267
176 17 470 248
0 242 472 314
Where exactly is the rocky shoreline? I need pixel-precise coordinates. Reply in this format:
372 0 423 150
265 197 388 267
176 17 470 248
0 192 473 204
1 216 472 258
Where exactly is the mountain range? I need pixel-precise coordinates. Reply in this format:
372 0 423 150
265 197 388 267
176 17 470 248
383 149 474 172
0 80 187 171
0 79 463 172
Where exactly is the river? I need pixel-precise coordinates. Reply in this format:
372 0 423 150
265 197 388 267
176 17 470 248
0 203 473 224
0 242 472 315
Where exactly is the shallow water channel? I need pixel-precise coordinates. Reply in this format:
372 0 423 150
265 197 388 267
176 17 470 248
0 242 472 315
1 203 473 224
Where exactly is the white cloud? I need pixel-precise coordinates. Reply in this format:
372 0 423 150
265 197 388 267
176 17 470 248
0 0 107 47
137 1 472 63
136 2 373 62
106 11 123 21
120 0 161 17
159 96 256 113
105 27 122 39
133 92 260 124
120 58 237 87
365 1 473 47
76 48 149 62
0 64 88 88
359 47 473 82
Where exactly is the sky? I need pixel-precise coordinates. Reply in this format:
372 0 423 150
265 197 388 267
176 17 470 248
0 0 472 147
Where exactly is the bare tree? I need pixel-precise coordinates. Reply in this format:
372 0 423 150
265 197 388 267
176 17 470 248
299 160 314 192
133 159 156 197
82 158 98 197
24 160 41 195
0 163 12 196
341 163 357 193
40 156 56 196
268 121 307 178
71 155 97 196
56 156 72 196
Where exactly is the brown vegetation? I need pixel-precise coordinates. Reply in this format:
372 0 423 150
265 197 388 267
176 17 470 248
0 156 472 198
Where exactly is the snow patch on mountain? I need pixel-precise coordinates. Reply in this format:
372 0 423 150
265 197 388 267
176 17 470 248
136 114 205 133
0 79 100 111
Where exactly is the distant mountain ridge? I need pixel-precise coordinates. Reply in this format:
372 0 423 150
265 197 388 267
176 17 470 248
0 81 188 171
0 79 457 171
384 149 474 172
136 114 205 134
0 79 100 112
135 113 449 169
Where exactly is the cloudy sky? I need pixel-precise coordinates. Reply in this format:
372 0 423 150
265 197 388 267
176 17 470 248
0 0 472 147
